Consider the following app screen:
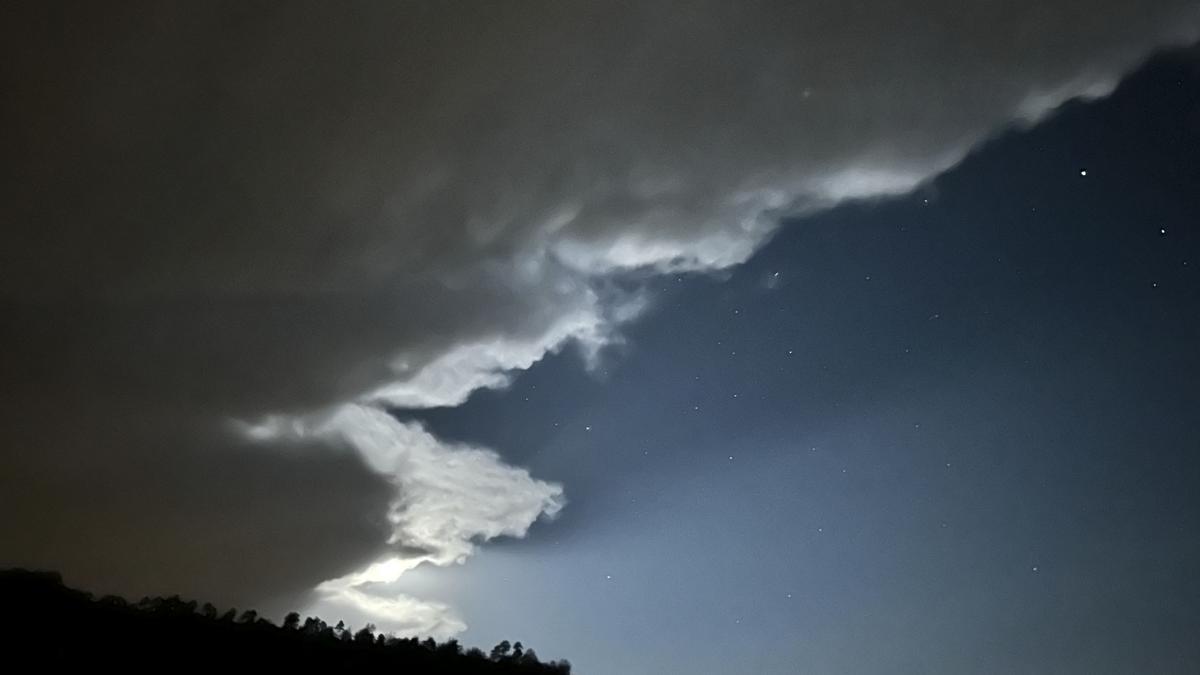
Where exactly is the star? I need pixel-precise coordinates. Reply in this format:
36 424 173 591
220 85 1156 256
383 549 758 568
1080 169 1088 176
584 425 592 431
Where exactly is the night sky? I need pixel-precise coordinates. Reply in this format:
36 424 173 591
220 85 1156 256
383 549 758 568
403 54 1200 673
2 4 1199 675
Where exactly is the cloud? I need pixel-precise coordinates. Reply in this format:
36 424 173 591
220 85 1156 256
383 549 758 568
250 405 564 568
1 0 1197 636
244 405 563 634
0 418 396 611
310 585 468 641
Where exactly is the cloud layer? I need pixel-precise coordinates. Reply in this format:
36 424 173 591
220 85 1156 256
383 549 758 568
247 405 563 633
2 0 1197 635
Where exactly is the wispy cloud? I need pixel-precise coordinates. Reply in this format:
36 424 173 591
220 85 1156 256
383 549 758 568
243 405 562 634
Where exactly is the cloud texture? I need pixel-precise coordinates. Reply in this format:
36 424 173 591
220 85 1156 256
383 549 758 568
2 0 1197 635
248 405 563 635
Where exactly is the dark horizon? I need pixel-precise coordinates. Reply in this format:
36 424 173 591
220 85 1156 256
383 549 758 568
0 568 572 672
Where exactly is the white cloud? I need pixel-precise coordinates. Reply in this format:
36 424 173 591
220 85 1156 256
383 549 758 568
245 404 563 635
367 302 610 409
309 584 468 641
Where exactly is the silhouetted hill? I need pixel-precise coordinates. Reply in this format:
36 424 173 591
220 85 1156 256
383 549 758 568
0 569 570 673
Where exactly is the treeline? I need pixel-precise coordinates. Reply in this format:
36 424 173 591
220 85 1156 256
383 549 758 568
0 569 570 673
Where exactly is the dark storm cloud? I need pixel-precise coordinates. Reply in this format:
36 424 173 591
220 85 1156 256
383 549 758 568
0 419 394 609
1 0 1196 633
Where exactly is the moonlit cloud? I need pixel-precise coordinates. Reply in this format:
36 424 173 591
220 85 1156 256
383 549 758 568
367 303 613 409
2 0 1197 638
256 405 564 568
244 404 563 634
310 585 468 641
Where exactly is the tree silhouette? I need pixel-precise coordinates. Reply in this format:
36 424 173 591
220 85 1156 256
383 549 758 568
281 612 299 630
490 640 512 660
353 623 376 645
438 638 463 657
0 568 573 674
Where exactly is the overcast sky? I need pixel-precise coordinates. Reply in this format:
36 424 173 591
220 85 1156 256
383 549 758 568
2 3 1199 673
